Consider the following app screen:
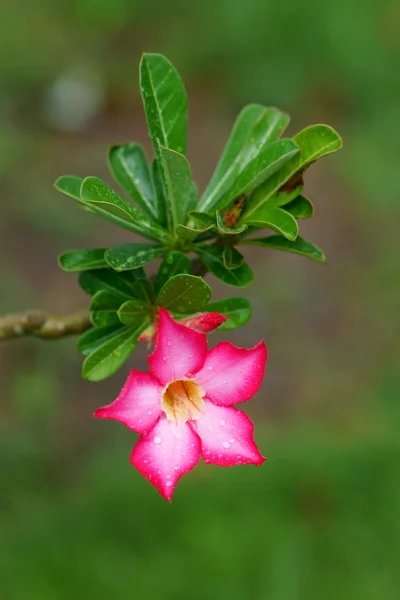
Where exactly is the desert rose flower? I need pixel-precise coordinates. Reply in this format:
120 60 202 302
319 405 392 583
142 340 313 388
138 311 227 345
94 308 267 501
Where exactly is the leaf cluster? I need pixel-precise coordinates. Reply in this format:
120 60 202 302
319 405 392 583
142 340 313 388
55 53 342 380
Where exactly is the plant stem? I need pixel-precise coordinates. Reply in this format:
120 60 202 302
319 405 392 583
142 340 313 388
0 258 208 341
0 309 92 341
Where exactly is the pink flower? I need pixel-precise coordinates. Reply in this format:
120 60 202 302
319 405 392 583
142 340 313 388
94 309 267 501
138 311 227 345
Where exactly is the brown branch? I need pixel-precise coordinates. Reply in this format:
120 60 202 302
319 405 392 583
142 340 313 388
0 257 208 341
0 309 92 341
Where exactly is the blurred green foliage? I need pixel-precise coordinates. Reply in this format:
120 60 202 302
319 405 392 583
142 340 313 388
1 415 399 599
1 0 399 597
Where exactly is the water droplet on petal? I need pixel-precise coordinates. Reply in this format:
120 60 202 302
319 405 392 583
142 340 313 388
153 436 162 444
220 420 225 426
165 481 173 487
222 441 231 449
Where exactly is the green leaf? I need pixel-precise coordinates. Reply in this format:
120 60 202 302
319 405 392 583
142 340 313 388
118 299 150 326
155 251 191 293
223 246 245 269
204 297 252 330
270 185 304 210
215 139 299 211
199 105 289 212
54 175 83 200
283 195 314 219
90 290 124 328
151 159 168 229
242 235 326 263
140 53 187 156
78 324 125 356
244 124 342 219
131 277 156 302
216 210 247 235
58 248 107 272
243 206 298 241
82 322 147 382
156 274 212 313
80 176 169 242
158 144 192 232
105 243 165 271
79 268 146 299
108 143 157 219
179 211 215 235
186 181 198 214
196 245 253 287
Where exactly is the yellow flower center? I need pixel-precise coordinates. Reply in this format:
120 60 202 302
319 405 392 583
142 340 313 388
161 379 205 423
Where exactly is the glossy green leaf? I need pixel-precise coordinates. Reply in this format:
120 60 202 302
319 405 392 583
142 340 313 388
131 277 156 302
79 268 146 299
108 143 157 219
58 248 107 272
243 206 298 241
186 181 198 214
155 251 191 293
283 195 314 219
78 324 125 356
175 211 215 242
196 245 253 287
269 185 304 210
215 139 299 211
216 210 247 235
90 290 124 328
151 159 168 229
223 246 245 269
82 322 147 382
189 211 215 227
140 53 187 156
158 144 192 231
54 175 84 201
204 297 252 330
244 125 342 219
242 234 326 263
199 105 289 212
80 176 169 242
105 243 165 272
118 299 150 326
157 274 212 313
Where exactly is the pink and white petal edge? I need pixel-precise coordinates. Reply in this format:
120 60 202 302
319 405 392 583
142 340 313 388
94 370 163 435
148 308 208 385
131 416 201 501
195 340 267 407
190 400 266 467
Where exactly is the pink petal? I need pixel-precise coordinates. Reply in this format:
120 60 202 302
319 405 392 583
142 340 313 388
190 400 266 467
94 370 163 434
131 416 201 501
180 312 227 333
148 308 207 385
195 340 267 407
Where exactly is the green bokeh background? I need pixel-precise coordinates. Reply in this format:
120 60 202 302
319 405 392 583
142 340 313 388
1 1 399 598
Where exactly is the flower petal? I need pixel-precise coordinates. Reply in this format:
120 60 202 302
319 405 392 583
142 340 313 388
148 308 207 385
94 370 163 434
195 340 267 406
131 416 201 501
190 400 266 466
180 312 227 333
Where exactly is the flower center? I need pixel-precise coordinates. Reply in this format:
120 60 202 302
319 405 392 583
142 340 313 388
161 379 205 423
